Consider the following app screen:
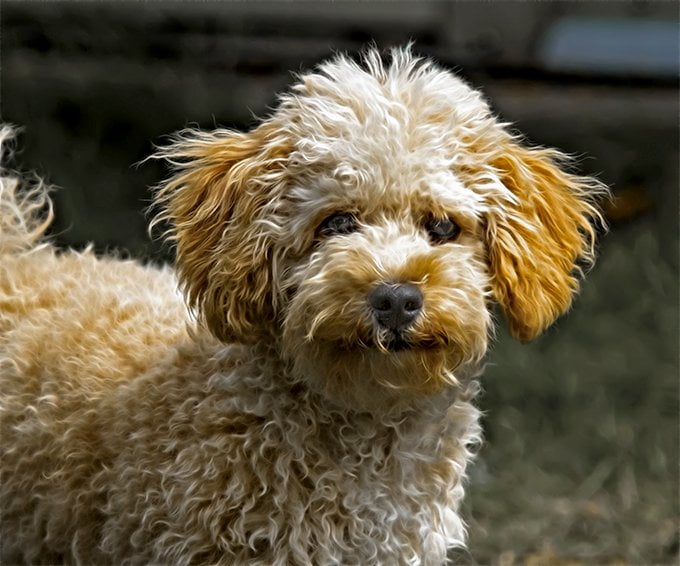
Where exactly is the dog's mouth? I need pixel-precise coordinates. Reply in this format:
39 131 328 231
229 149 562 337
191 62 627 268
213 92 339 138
329 331 449 354
384 334 412 352
385 334 451 353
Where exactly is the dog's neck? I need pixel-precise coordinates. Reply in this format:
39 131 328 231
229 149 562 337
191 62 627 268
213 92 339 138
223 340 482 430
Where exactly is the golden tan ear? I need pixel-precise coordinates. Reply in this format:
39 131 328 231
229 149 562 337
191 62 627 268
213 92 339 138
152 124 290 343
486 139 605 342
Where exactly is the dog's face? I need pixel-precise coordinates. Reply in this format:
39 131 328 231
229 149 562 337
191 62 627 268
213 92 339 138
155 49 603 410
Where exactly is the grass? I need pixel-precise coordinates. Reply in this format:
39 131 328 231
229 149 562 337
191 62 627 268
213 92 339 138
460 219 678 564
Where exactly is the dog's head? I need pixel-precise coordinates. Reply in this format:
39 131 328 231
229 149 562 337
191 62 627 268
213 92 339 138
154 48 604 410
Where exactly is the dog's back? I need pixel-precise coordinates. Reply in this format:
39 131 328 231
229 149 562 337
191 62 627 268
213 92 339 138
0 127 190 384
0 127 194 563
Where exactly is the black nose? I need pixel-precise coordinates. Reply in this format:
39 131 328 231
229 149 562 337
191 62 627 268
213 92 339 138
368 283 424 332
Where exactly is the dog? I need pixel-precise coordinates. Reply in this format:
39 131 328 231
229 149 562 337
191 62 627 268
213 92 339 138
0 47 605 565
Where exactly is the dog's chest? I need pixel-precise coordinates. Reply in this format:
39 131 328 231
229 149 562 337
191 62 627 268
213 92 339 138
236 394 476 564
119 363 478 564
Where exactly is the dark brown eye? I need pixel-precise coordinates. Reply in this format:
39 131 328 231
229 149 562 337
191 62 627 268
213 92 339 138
426 217 461 243
318 212 359 237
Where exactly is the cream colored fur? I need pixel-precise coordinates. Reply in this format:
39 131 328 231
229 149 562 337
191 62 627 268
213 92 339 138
0 48 604 565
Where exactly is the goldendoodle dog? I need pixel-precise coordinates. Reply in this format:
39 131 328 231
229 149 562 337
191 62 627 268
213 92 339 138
0 48 605 565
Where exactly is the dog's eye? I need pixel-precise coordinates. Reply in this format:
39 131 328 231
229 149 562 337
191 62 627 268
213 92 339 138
426 217 461 243
318 212 359 237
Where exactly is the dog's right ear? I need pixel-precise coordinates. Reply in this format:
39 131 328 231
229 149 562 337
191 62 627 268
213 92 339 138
152 124 291 343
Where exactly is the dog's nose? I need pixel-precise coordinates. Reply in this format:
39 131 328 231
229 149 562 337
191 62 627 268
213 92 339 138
368 283 423 331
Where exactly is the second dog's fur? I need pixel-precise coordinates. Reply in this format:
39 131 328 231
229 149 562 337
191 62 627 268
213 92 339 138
0 48 604 564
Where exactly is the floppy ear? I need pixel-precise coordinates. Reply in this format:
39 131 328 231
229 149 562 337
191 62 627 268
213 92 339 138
152 124 290 343
485 137 605 342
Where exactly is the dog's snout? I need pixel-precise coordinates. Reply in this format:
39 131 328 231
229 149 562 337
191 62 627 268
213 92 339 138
368 283 423 331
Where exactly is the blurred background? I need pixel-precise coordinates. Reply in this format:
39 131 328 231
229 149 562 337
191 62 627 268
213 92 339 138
2 1 677 563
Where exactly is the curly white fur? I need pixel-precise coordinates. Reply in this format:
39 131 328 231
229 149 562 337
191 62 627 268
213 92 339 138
0 48 604 565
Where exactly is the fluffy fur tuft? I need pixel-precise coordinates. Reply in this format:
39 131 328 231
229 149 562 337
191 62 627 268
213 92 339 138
0 47 605 565
0 126 53 255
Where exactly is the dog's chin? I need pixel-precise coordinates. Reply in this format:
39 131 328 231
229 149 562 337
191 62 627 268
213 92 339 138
287 336 466 413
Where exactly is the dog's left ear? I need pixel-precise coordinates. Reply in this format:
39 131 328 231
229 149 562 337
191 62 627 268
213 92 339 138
152 124 291 343
485 137 605 342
